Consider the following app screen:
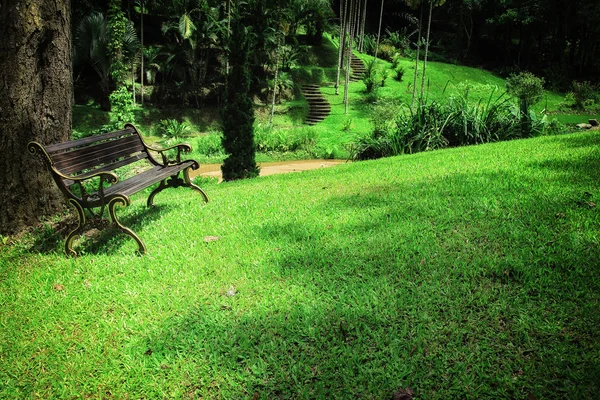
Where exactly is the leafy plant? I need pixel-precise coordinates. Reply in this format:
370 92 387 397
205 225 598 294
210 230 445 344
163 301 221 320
193 132 224 156
506 72 545 136
571 81 597 109
159 119 191 138
109 86 136 127
394 66 406 81
380 68 390 87
341 117 354 132
254 124 316 152
362 59 379 94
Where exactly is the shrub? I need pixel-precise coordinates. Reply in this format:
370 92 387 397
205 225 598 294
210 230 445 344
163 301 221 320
384 29 410 54
193 132 225 157
350 92 549 161
571 81 597 109
394 66 406 81
506 72 545 137
254 125 316 153
159 119 191 138
380 68 390 87
377 44 397 61
362 59 379 93
391 53 402 69
342 117 353 132
361 34 377 56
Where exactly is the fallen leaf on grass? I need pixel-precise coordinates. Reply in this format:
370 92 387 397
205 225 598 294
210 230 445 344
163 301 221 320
53 284 64 291
204 236 220 243
391 387 414 400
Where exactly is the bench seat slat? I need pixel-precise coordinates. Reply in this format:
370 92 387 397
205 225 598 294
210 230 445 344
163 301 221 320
103 161 196 198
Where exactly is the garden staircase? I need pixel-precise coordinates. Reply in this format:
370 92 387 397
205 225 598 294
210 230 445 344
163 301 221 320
301 84 331 125
350 55 367 82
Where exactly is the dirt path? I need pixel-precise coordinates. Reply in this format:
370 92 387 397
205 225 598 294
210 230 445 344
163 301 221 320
190 159 345 182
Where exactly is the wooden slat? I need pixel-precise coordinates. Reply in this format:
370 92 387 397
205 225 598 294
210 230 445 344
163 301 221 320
62 153 148 186
52 135 144 172
56 139 146 175
45 128 135 154
103 161 195 197
52 134 142 165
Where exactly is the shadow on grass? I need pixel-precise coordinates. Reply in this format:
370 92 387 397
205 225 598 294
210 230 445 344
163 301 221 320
131 133 600 398
140 161 600 398
29 203 171 256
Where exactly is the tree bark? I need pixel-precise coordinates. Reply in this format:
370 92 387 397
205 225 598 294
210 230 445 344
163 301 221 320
0 0 72 235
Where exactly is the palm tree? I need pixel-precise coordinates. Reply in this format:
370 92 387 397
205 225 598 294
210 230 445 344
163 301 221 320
74 12 139 111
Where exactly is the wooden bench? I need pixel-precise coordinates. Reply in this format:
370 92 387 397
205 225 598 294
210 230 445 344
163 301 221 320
28 123 208 255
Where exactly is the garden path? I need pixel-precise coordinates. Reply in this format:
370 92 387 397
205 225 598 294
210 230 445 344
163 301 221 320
190 159 345 182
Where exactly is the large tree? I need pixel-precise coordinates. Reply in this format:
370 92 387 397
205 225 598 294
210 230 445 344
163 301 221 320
0 0 72 235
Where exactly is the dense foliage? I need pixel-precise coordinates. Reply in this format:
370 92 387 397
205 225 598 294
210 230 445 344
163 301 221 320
220 14 259 181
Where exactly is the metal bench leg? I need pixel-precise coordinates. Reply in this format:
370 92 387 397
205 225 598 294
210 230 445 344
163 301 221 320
184 168 209 202
147 179 167 207
108 196 147 254
65 199 86 257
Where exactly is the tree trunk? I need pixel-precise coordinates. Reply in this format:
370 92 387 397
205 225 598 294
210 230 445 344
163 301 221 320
0 0 72 235
411 3 423 109
419 0 433 104
358 0 368 53
335 0 348 95
140 1 144 106
374 0 385 60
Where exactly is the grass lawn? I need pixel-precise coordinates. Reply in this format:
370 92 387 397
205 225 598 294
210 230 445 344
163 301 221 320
2 131 599 398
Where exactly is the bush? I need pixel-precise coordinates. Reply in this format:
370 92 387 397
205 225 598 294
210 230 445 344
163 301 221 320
571 81 597 109
350 92 551 161
377 44 397 62
506 72 545 137
254 125 316 153
193 132 225 157
159 119 191 138
391 53 402 69
362 59 379 94
384 29 410 54
506 72 545 105
394 66 406 81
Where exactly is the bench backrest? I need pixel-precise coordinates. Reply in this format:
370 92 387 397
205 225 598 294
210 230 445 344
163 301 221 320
45 127 147 176
28 125 155 199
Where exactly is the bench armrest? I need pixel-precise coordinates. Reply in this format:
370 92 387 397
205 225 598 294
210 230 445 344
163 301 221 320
145 143 192 165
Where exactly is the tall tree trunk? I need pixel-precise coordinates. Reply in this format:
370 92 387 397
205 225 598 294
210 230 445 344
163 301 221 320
336 0 348 95
419 0 433 104
411 3 423 109
270 33 283 127
344 0 357 114
0 0 72 234
359 0 368 53
140 1 144 105
374 0 385 60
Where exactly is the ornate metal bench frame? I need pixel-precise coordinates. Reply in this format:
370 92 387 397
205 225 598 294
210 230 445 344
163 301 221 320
28 123 208 255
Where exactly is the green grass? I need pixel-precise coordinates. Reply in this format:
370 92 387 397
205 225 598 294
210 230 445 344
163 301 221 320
2 131 600 398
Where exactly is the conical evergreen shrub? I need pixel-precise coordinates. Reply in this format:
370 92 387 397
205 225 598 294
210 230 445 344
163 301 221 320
221 15 259 181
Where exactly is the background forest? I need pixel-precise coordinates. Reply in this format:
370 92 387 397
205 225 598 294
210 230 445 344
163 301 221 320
72 0 600 157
